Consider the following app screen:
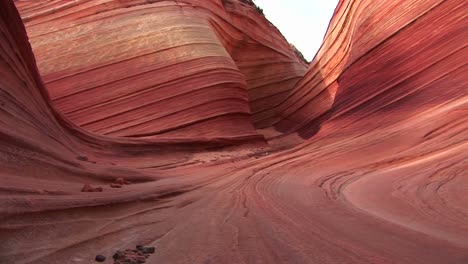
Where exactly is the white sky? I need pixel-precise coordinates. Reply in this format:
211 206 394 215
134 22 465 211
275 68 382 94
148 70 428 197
253 0 339 61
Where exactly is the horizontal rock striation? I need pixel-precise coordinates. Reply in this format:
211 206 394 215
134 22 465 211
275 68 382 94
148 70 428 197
1 0 467 263
275 0 467 136
16 0 307 138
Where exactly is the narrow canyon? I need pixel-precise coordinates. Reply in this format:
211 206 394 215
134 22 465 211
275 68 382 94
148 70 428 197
1 0 467 263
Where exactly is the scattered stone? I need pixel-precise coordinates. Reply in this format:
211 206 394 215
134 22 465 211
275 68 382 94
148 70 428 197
81 184 103 192
136 246 155 254
113 249 146 263
81 184 92 192
113 250 126 260
115 177 125 185
95 255 106 262
110 183 123 188
77 155 88 161
114 177 131 185
112 246 155 264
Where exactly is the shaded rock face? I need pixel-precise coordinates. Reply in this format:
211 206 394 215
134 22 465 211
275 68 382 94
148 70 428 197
1 0 467 264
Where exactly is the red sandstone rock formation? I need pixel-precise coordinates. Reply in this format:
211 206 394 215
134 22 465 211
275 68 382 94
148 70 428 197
16 0 307 138
1 0 467 263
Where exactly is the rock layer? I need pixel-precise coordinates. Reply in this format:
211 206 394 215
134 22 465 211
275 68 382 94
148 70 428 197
1 0 467 263
16 0 307 138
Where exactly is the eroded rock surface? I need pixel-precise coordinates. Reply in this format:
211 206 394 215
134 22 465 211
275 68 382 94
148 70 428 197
1 0 467 263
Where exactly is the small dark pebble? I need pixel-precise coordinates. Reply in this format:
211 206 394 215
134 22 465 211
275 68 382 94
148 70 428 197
95 255 106 262
113 250 125 260
82 184 99 192
115 177 132 185
77 155 88 161
82 184 103 192
137 246 155 254
112 247 155 264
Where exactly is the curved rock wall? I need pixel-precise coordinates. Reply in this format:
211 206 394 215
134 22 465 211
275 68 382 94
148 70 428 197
275 0 467 136
1 0 467 263
16 0 307 138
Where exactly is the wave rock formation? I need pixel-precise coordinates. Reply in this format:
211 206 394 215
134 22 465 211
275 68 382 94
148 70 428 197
1 0 467 263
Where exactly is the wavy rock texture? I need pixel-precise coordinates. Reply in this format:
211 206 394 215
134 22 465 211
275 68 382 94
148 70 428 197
16 0 307 138
1 0 468 263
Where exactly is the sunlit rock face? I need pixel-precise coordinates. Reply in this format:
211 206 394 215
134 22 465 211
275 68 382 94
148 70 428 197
16 0 307 139
1 0 467 263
